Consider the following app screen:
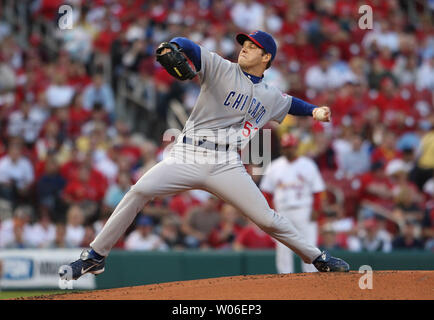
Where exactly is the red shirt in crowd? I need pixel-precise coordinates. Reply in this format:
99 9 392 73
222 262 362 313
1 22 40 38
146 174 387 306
62 169 107 203
169 194 201 217
208 223 244 249
68 107 91 138
235 225 275 249
358 171 394 209
371 147 402 166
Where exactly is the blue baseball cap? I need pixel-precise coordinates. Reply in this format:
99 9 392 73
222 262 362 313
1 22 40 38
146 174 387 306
236 30 277 62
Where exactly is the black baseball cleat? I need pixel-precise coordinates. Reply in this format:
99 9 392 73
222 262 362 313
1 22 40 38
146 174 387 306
59 249 105 280
313 250 350 272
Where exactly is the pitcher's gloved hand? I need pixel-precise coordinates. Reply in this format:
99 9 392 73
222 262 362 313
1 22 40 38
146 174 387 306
156 42 197 81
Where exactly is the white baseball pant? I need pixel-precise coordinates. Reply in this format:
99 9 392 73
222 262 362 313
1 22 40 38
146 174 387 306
90 143 322 264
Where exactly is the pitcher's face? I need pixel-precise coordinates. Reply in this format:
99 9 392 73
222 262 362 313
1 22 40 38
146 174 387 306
238 40 268 69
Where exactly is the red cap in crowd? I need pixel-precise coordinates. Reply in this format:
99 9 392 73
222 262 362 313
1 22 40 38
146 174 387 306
280 133 299 148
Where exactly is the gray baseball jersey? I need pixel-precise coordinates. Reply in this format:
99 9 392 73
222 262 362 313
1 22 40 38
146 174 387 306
179 45 293 149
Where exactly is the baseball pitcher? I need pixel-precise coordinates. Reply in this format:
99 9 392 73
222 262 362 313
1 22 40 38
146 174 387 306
60 30 349 281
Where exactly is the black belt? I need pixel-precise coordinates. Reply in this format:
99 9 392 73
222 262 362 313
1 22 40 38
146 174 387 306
182 136 230 151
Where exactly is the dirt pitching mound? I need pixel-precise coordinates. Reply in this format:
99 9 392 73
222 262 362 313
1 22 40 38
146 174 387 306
29 271 433 300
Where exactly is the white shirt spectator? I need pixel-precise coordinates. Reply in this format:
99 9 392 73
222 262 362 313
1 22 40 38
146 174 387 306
7 107 47 144
362 23 399 52
347 228 392 253
82 82 115 114
24 223 56 248
262 66 289 92
416 59 434 91
125 230 168 251
332 138 353 170
60 26 93 63
0 219 32 248
305 64 343 91
339 141 372 178
423 178 434 197
65 224 85 247
94 153 119 184
0 63 16 92
392 56 418 86
230 1 265 32
0 155 34 189
201 37 236 58
45 84 75 108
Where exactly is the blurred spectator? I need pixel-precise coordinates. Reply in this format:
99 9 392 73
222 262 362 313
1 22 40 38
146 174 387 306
0 205 33 248
422 201 434 251
125 215 167 251
347 218 392 253
230 0 265 32
423 176 434 198
411 115 434 190
62 162 107 219
35 119 65 160
0 141 34 206
25 212 56 248
122 39 148 71
0 51 16 92
158 215 185 250
181 196 221 248
82 73 115 117
371 131 401 165
80 225 96 248
45 72 75 108
80 103 111 137
208 204 245 249
95 145 123 185
169 191 202 218
305 54 343 91
132 139 158 181
233 221 275 250
36 153 66 218
65 205 85 248
392 221 424 250
103 171 132 212
318 224 346 251
387 159 424 228
7 101 47 146
49 222 68 248
67 93 91 139
356 161 394 220
201 25 236 59
393 54 418 86
338 133 371 178
415 57 434 91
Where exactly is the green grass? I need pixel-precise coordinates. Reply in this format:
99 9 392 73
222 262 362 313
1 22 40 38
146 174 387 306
0 290 74 300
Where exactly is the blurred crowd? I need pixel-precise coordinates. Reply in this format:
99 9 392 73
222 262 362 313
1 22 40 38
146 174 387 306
0 0 433 253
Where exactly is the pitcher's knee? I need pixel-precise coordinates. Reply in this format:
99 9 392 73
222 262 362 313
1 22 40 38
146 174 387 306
252 208 276 230
129 180 154 198
126 186 147 200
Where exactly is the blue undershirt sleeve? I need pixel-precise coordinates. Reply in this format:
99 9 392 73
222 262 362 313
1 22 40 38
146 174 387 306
288 97 317 116
170 37 202 72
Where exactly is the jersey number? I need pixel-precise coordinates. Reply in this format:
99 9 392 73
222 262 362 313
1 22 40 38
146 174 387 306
242 121 258 137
